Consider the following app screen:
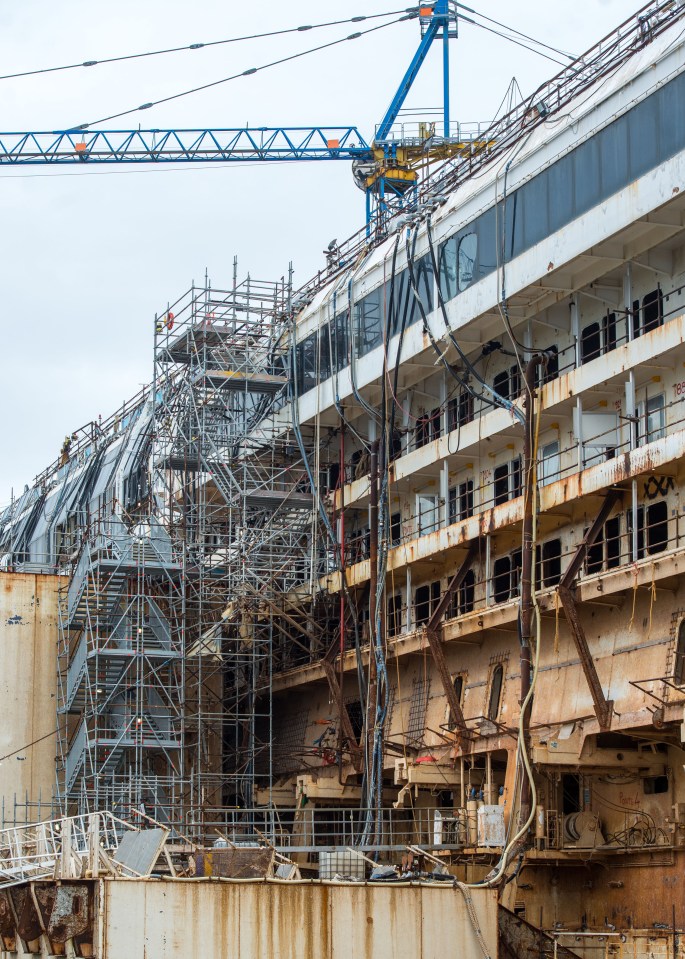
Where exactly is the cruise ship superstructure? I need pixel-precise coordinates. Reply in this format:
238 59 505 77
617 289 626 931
2 2 685 956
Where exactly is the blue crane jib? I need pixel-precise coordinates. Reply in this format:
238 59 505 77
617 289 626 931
0 127 370 164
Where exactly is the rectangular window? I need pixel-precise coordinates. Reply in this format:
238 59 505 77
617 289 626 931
644 394 665 444
414 581 440 626
633 289 663 339
438 235 458 302
493 364 521 403
537 346 559 386
448 480 474 525
493 549 521 603
493 556 512 603
332 312 349 372
319 322 331 380
298 332 319 394
540 538 562 587
418 495 438 536
646 502 668 555
387 594 403 637
539 441 560 487
448 389 474 430
355 285 384 356
494 458 522 506
390 511 402 547
627 504 668 560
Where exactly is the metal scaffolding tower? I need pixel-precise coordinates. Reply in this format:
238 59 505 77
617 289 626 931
57 510 184 823
151 269 326 835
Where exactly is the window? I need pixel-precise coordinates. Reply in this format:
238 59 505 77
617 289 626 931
493 548 522 603
450 568 476 618
448 480 474 525
448 675 465 730
643 775 669 795
494 457 522 505
487 665 504 721
627 502 668 559
539 441 560 486
537 538 562 587
435 70 685 307
458 234 478 290
418 495 438 536
448 389 474 430
331 312 349 372
415 407 442 448
633 288 663 338
640 394 665 444
390 256 434 337
586 516 622 574
355 285 384 356
580 322 601 364
296 332 319 395
415 581 441 626
493 364 521 402
646 502 668 554
387 594 403 637
674 619 685 686
390 511 402 547
537 346 559 386
458 569 475 615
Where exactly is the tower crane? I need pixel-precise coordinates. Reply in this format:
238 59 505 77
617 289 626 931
0 2 487 234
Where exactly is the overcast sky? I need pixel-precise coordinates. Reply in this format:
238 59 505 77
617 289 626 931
0 0 641 504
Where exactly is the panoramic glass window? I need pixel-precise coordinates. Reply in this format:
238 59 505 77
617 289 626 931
458 234 478 290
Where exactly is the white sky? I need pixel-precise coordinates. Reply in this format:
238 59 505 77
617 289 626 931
0 0 640 504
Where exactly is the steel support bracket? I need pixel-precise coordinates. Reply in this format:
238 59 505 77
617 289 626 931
556 486 622 731
425 538 481 749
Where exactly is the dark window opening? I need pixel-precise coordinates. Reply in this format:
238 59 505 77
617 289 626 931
415 407 441 449
493 364 521 403
643 775 669 795
562 773 581 815
634 289 663 338
346 700 365 740
448 675 465 730
390 511 402 547
448 389 474 430
494 458 521 506
581 322 601 364
586 532 603 574
493 369 509 400
459 569 475 615
388 594 403 637
494 464 509 506
487 665 504 721
415 586 430 626
538 346 559 385
643 288 663 333
415 581 441 626
449 480 474 524
647 501 668 555
493 557 511 603
540 538 562 587
606 516 621 568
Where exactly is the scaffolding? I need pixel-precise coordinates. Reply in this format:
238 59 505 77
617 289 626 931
57 511 184 824
151 267 329 836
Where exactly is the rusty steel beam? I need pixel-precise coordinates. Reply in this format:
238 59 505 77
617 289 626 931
557 487 622 731
425 539 481 744
321 646 363 772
